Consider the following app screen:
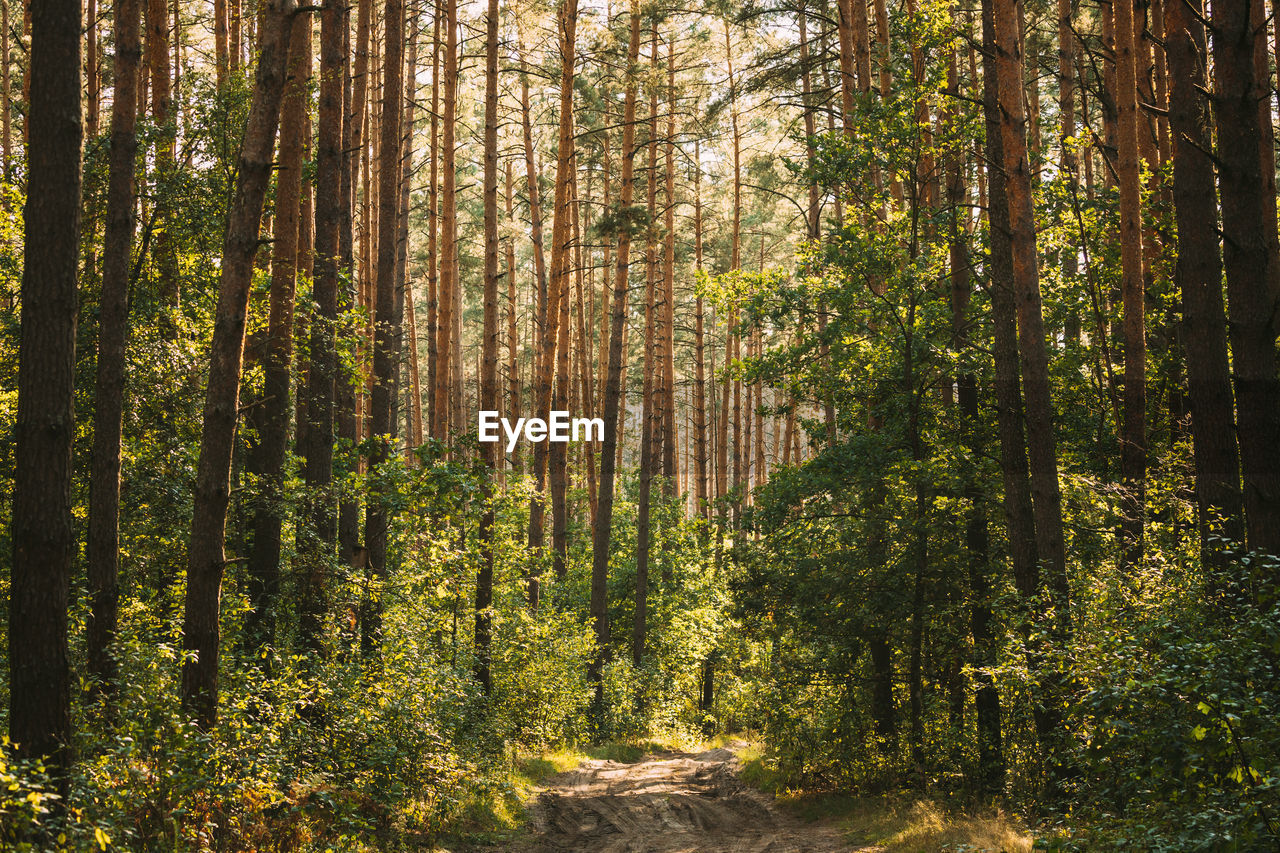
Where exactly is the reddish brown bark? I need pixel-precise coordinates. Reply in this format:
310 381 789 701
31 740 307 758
590 0 641 699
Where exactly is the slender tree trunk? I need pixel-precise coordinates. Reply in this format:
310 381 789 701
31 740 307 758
2 0 10 178
506 160 522 473
395 25 420 462
634 20 662 669
245 10 308 651
994 0 1070 628
181 0 294 728
589 0 641 703
948 45 1003 793
518 42 549 320
475 0 499 694
87 0 142 705
86 0 99 137
661 35 678 495
693 143 708 518
434 0 457 442
548 0 579 580
337 0 367 564
1111 0 1146 575
147 0 179 323
10 0 82 793
214 0 228 86
426 0 440 436
299 0 345 654
363 0 404 654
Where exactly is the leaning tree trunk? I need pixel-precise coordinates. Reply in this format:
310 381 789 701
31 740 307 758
181 0 295 728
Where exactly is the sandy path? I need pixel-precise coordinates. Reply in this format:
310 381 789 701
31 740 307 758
514 745 856 853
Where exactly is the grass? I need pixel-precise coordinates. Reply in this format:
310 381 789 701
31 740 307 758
769 792 1033 852
837 798 1033 852
734 744 1033 852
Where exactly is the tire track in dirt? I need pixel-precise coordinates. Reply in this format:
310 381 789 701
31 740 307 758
515 744 858 852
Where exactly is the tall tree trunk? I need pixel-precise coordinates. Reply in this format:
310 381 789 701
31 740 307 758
2 0 11 177
1112 0 1147 574
1211 0 1280 558
426 0 440 437
993 0 1070 629
87 0 142 706
214 0 228 86
395 25 420 462
661 34 678 495
245 9 308 651
475 0 499 694
1166 0 1242 559
692 141 709 518
86 0 99 137
949 43 1003 795
518 40 549 331
147 0 179 323
548 0 580 580
986 0 1072 796
589 0 641 703
363 0 404 653
434 0 457 442
299 0 345 654
181 0 295 728
506 159 522 473
634 19 663 669
337 0 368 565
10 0 82 793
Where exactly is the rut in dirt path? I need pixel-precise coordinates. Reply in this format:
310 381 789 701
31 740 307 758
516 745 858 853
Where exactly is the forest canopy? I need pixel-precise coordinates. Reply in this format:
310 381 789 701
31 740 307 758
3 0 1280 849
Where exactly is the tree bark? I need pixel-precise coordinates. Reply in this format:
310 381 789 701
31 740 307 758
1166 0 1242 559
1111 0 1146 574
87 0 141 706
299 0 345 654
245 9 309 651
589 0 641 703
548 0 579 580
10 0 82 792
475 0 500 693
1211 0 1280 558
363 0 404 653
434 0 458 442
181 0 294 727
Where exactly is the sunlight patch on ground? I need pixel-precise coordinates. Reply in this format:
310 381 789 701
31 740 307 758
775 795 1033 853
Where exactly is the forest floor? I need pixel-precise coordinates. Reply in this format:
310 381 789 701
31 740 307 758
504 741 858 852
483 740 1034 853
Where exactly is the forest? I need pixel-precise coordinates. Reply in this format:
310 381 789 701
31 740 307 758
4 0 1280 848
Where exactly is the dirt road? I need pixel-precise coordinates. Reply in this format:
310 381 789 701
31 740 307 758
515 745 855 852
